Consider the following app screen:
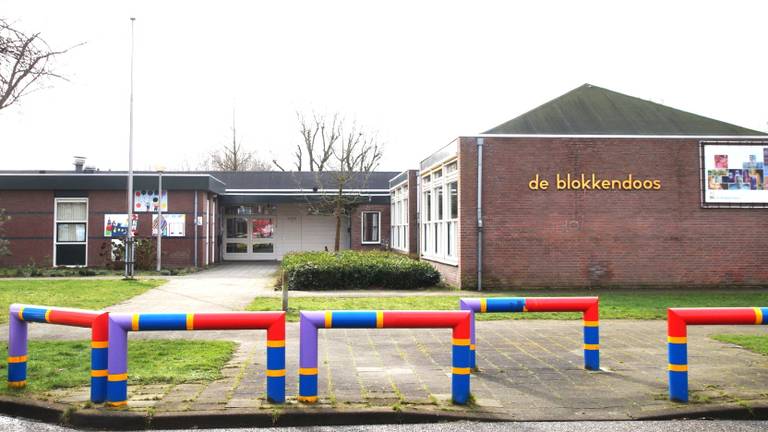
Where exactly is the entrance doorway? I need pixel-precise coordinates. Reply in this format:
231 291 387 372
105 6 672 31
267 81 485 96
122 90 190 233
222 206 277 260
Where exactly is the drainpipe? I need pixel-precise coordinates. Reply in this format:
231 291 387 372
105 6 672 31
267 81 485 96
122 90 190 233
476 138 484 291
193 190 198 267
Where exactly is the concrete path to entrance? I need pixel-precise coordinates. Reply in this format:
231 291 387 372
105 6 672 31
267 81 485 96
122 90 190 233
107 262 278 313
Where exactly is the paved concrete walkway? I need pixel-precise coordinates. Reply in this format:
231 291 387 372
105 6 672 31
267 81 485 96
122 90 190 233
28 320 768 420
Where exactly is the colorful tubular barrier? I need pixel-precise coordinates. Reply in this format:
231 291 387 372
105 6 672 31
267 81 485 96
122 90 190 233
299 310 472 404
8 304 108 403
459 297 600 370
106 311 285 407
667 307 768 402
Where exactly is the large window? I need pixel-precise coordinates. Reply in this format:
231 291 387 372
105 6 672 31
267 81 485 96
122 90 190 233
362 211 381 244
389 184 409 251
54 198 88 266
421 160 458 263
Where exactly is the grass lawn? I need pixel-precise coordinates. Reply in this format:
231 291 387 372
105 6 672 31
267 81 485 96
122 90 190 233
712 334 768 356
0 279 165 324
248 290 768 321
0 340 236 395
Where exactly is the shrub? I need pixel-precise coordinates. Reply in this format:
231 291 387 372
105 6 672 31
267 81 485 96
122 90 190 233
282 251 440 290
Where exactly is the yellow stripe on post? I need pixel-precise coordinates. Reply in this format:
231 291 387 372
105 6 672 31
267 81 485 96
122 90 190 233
583 344 599 350
298 396 318 403
17 307 24 321
91 341 108 349
131 314 139 331
7 355 28 363
668 364 688 372
470 344 476 350
299 368 318 375
107 401 128 407
7 381 26 388
480 299 487 313
755 308 763 325
91 369 108 377
667 336 687 344
452 338 470 346
376 311 384 328
45 310 51 323
267 340 285 348
583 320 599 327
266 369 286 377
324 311 332 328
186 313 194 330
452 367 471 375
108 373 128 382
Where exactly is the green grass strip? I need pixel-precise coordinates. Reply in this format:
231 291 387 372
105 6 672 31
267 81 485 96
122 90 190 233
248 290 768 321
712 334 768 356
0 279 165 324
0 340 236 395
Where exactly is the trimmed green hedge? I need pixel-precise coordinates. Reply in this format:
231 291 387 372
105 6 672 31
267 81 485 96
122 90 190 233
282 251 441 290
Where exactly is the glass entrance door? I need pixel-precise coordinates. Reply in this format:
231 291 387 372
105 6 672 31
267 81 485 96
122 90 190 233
223 206 277 260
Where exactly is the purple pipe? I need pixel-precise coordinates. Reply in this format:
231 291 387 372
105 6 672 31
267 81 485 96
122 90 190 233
8 304 27 358
108 314 132 375
300 311 324 369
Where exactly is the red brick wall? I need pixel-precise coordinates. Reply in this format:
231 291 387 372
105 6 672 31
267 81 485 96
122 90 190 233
458 136 768 289
0 189 216 269
0 191 55 266
351 204 391 250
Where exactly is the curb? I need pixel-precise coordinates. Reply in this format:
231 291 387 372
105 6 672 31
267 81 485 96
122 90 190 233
1 396 768 429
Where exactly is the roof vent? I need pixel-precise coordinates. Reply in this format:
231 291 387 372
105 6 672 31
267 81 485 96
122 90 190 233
73 156 86 172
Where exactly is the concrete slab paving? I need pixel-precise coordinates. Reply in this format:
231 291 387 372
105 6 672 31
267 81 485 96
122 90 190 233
15 319 768 421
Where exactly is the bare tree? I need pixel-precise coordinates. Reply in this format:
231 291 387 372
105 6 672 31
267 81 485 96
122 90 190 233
0 209 10 257
204 113 272 171
273 112 340 172
279 113 383 251
0 18 77 112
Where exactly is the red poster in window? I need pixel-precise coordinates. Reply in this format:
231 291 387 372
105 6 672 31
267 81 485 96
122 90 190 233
252 218 274 239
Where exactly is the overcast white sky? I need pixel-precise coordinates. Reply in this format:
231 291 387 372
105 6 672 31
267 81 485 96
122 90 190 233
1 0 766 172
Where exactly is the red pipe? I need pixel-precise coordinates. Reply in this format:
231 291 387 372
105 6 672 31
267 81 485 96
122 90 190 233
525 297 598 313
48 310 99 328
673 308 757 326
383 311 470 338
193 312 284 332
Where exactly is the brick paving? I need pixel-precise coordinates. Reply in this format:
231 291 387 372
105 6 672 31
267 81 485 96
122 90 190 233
31 319 768 420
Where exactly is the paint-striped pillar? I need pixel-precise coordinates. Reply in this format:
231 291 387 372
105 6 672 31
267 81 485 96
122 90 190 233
451 323 471 404
583 302 600 370
299 311 323 403
7 305 28 388
667 309 688 402
107 314 130 407
90 313 109 403
266 316 286 403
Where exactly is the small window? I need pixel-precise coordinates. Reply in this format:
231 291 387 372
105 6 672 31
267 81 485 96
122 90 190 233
432 170 442 180
445 161 458 174
362 211 381 244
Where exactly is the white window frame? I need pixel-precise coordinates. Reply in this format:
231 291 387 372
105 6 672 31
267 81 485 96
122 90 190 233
389 182 409 252
361 211 381 245
53 197 89 267
420 158 458 265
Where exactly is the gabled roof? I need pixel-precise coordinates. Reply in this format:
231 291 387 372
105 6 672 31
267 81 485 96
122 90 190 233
484 84 767 136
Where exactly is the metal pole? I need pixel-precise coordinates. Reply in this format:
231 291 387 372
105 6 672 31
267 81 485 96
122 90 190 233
156 172 162 271
125 17 136 279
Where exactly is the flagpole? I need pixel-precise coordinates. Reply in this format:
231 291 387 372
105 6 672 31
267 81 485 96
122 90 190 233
125 17 136 279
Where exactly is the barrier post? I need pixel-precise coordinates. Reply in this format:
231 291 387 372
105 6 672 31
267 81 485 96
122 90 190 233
667 307 767 402
298 310 471 405
460 297 599 370
7 304 107 403
106 311 286 407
